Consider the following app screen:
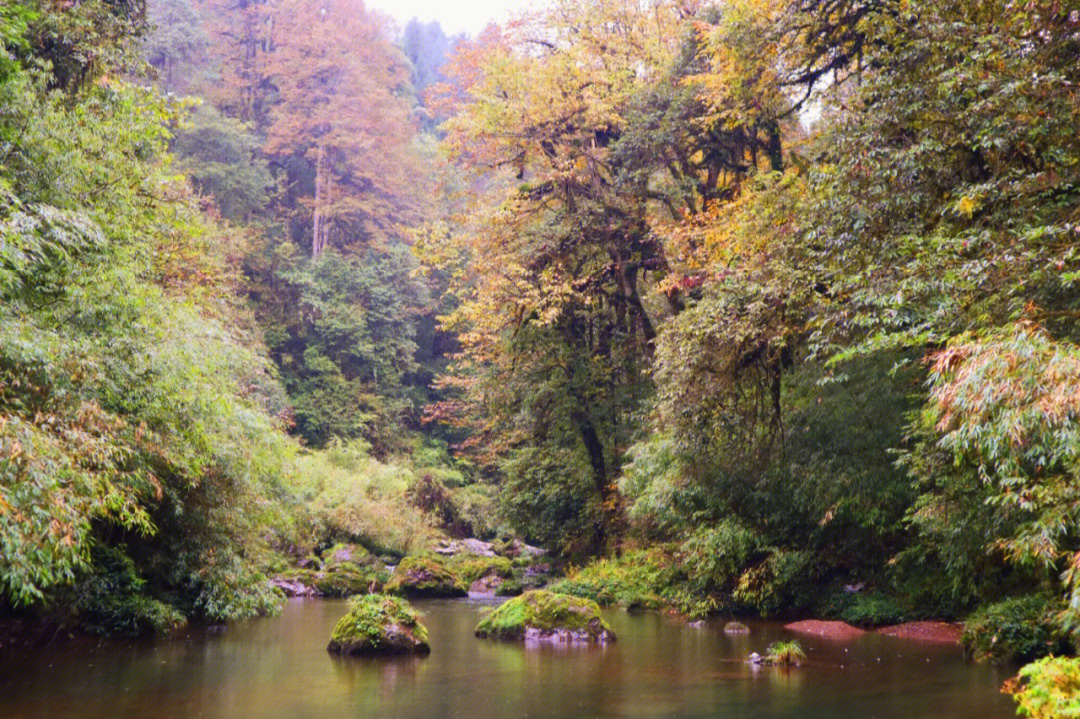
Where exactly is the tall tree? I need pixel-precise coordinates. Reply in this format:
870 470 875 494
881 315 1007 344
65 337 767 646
262 0 418 257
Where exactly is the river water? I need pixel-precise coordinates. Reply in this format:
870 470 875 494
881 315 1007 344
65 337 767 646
0 597 1018 718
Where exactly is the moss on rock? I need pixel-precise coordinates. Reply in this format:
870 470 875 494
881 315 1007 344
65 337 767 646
449 555 513 586
385 555 467 598
321 543 379 569
327 594 431 655
475 590 615 644
276 561 384 598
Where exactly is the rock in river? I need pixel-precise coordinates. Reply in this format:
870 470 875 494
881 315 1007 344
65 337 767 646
384 555 467 598
327 594 430 656
475 590 615 645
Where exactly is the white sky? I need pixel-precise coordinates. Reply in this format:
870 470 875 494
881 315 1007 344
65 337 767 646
367 0 539 38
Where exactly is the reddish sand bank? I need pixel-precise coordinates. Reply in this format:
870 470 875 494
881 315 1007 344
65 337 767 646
784 620 866 640
876 621 963 644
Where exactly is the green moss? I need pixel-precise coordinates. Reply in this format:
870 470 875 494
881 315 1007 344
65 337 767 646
280 562 385 598
475 590 615 642
962 595 1070 663
448 555 513 586
328 594 430 655
384 555 466 598
321 543 378 568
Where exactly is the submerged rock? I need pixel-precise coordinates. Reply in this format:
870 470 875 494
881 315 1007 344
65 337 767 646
724 621 750 634
385 555 467 598
327 594 431 656
475 590 615 644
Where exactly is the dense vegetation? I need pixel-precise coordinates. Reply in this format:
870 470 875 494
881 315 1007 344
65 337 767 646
1 0 1078 713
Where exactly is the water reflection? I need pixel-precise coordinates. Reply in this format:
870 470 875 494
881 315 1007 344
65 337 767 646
0 597 1016 719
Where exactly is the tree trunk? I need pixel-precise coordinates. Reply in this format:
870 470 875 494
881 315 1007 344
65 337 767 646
312 143 324 257
576 413 611 553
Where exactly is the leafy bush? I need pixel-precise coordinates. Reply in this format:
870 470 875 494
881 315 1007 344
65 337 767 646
292 441 437 556
825 590 907 627
677 520 760 595
962 596 1070 663
69 547 186 637
549 549 676 610
1005 656 1080 719
732 550 815 615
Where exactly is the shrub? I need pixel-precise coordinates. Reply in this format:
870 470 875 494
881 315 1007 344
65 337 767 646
962 596 1070 663
825 590 907 627
548 549 675 610
732 550 815 615
69 546 186 637
677 520 760 596
1005 656 1080 719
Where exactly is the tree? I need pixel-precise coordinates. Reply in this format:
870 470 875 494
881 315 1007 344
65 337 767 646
262 0 418 257
172 103 271 222
144 0 207 89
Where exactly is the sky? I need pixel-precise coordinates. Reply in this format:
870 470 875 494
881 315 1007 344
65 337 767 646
367 0 539 38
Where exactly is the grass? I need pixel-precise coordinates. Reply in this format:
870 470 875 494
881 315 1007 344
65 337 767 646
290 439 441 556
289 437 499 557
547 548 674 610
765 640 806 666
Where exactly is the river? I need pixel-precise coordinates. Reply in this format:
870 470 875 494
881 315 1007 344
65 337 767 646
0 597 1018 718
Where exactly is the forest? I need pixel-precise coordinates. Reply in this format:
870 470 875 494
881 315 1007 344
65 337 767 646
0 0 1078 716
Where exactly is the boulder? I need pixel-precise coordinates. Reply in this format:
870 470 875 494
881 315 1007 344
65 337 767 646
327 594 430 656
724 621 750 634
270 576 318 598
469 573 505 596
475 590 615 644
385 555 467 598
274 562 382 598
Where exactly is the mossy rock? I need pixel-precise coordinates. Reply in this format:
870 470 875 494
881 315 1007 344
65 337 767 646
321 543 380 570
448 555 513 586
327 594 431 656
277 563 383 598
724 621 750 634
475 590 615 644
385 555 466 598
313 564 383 597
